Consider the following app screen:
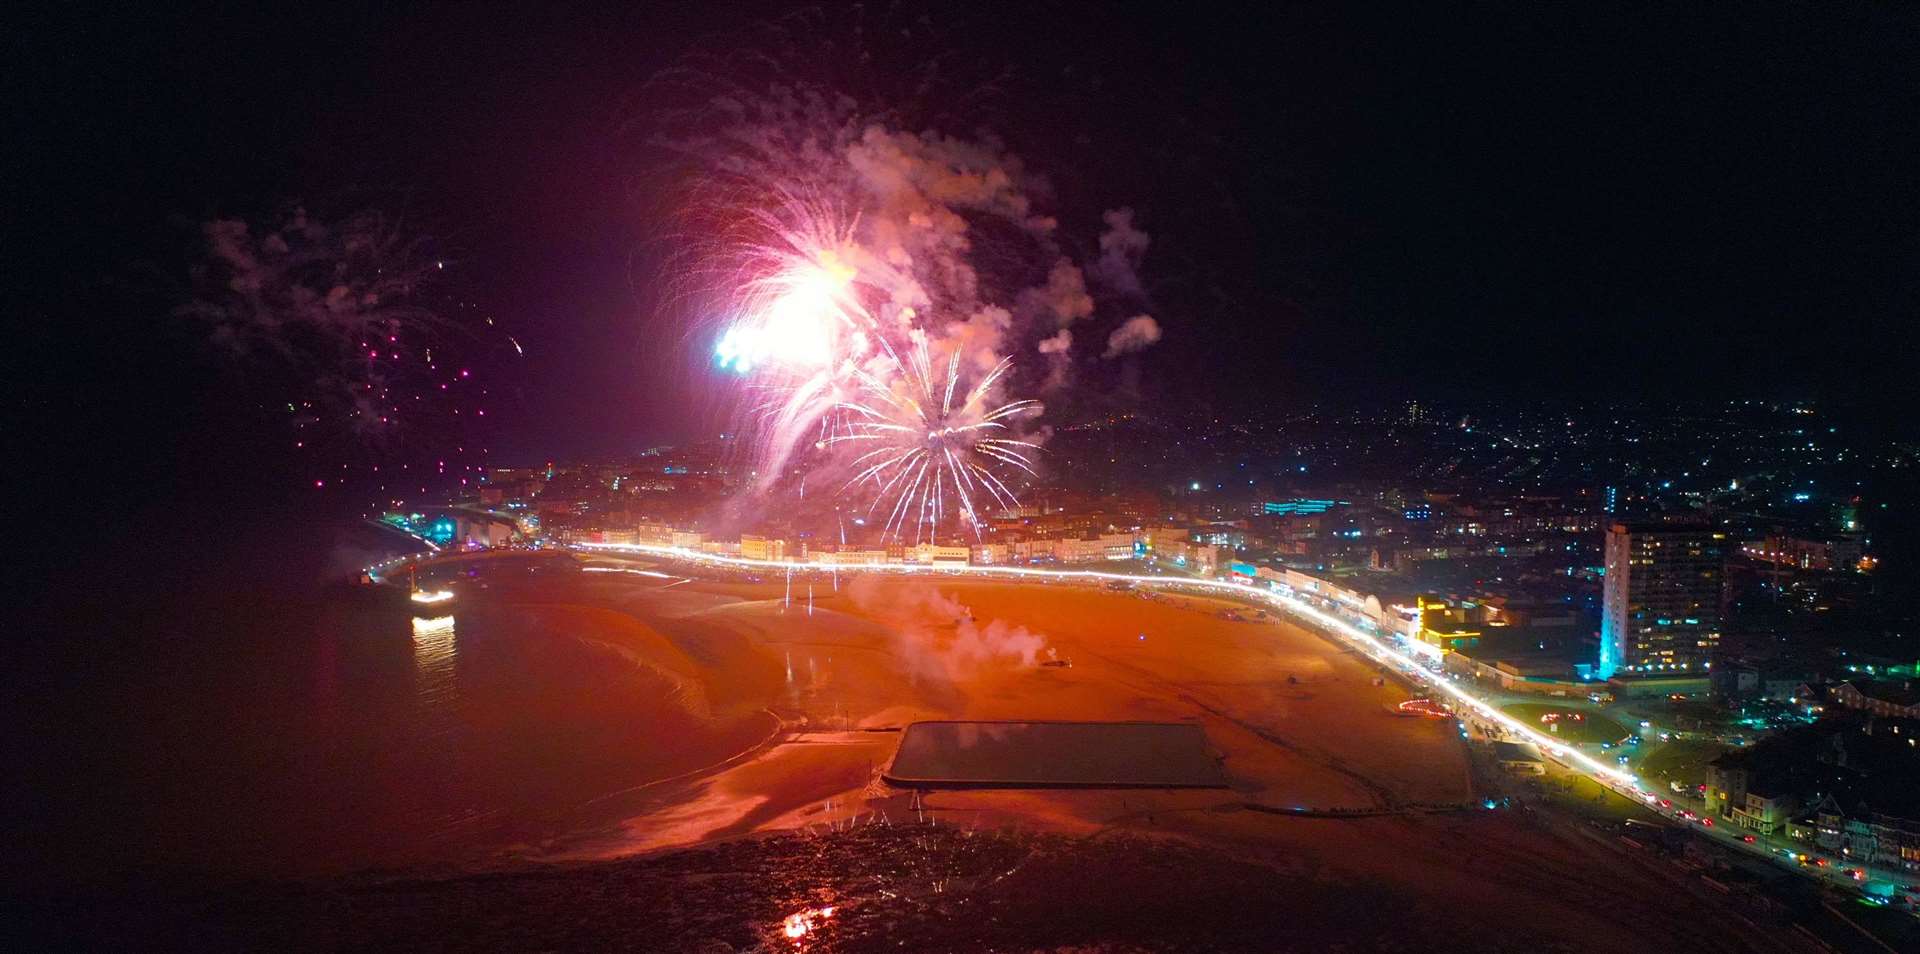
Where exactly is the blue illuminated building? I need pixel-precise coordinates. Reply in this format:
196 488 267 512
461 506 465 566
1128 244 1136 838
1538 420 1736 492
1599 521 1725 678
1262 499 1342 516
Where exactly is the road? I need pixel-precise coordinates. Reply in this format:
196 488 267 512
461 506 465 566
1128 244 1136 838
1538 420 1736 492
1281 584 1917 909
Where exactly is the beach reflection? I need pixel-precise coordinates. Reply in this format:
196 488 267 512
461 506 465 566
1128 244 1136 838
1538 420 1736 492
411 613 458 718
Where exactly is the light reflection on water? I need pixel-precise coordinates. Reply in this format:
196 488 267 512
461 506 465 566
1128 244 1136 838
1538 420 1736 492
411 614 459 731
783 649 839 717
781 905 836 940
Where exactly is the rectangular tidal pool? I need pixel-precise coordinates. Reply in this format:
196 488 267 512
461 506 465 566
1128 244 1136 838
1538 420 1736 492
886 720 1227 788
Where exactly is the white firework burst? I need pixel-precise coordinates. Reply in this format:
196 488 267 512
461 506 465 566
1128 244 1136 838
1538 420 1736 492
828 342 1040 542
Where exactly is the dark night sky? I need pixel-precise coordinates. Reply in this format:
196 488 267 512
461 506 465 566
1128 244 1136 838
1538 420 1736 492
14 2 1920 475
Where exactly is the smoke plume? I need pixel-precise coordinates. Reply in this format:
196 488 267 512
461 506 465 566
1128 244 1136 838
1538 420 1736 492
1103 315 1162 358
1036 329 1073 354
1093 207 1151 297
848 577 1049 684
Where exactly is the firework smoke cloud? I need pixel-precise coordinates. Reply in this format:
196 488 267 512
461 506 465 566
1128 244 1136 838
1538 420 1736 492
849 577 1050 685
178 205 502 493
180 207 443 431
1103 315 1162 358
1093 207 1151 297
666 83 1159 539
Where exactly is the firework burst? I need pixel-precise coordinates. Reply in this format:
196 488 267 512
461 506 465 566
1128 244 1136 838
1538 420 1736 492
658 76 1158 540
712 195 870 378
698 186 1050 541
708 196 1041 540
829 344 1039 541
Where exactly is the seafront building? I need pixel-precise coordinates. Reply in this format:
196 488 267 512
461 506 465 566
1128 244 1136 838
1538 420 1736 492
1598 521 1726 678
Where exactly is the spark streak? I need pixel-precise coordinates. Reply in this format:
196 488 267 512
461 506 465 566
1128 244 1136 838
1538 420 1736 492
828 346 1038 541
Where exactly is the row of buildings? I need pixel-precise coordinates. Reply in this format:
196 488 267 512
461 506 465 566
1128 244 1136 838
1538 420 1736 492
468 457 1883 690
1701 711 1920 876
567 522 1223 574
555 505 1887 701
